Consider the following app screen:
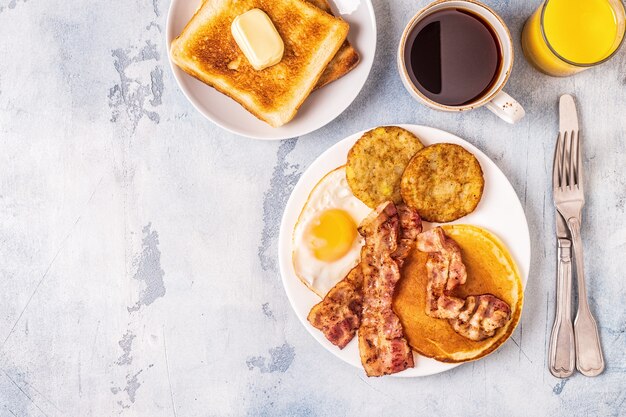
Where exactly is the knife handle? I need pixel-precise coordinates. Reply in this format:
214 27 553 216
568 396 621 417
549 238 575 378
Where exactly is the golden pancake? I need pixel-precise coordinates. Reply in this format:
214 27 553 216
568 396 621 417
393 224 523 363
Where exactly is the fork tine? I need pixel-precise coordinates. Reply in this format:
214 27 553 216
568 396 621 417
560 131 569 188
553 132 563 190
575 130 583 190
563 131 574 188
569 132 579 187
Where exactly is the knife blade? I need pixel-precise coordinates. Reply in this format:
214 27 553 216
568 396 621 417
559 94 579 135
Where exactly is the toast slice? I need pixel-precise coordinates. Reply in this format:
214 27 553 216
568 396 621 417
197 0 360 89
307 0 360 89
171 0 349 127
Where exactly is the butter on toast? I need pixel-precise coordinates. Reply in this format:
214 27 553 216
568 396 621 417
170 0 349 127
307 0 360 89
197 0 359 89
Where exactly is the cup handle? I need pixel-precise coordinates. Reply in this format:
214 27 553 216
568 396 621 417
485 90 525 124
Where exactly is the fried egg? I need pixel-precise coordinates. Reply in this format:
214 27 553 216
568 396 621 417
293 166 371 297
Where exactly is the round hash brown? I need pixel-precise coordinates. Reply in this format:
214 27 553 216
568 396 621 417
346 126 425 208
400 143 484 222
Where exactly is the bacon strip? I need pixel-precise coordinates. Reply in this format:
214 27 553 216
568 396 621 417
307 204 421 350
357 202 414 376
416 227 512 340
449 295 511 341
415 228 466 319
307 264 363 349
392 204 423 268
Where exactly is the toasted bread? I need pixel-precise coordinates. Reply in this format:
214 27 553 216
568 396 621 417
198 0 360 89
171 0 349 127
306 0 360 89
393 225 523 363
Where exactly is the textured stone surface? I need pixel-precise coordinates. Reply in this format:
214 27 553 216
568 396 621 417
1 0 625 416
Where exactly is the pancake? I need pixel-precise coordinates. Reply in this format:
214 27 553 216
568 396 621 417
393 224 523 363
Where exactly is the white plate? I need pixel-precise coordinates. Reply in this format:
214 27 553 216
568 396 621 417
165 0 376 140
278 124 530 377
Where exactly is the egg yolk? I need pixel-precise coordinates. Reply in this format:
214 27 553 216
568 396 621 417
306 209 357 262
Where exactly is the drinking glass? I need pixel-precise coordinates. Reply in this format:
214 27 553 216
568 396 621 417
521 0 626 76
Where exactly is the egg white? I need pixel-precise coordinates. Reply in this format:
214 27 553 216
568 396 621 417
292 166 371 297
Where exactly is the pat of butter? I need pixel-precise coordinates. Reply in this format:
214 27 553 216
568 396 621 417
231 9 285 71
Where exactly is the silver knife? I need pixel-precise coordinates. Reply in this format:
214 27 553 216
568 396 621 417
548 208 575 378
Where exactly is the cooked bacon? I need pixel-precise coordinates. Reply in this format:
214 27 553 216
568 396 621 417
415 228 467 318
358 202 414 376
392 204 423 268
416 227 512 340
358 201 399 252
397 205 423 240
449 295 512 341
307 204 421 351
307 265 363 349
435 294 466 319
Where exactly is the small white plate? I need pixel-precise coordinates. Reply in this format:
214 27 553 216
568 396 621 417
278 124 530 377
165 0 376 140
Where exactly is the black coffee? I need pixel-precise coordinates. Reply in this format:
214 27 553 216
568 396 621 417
405 8 502 106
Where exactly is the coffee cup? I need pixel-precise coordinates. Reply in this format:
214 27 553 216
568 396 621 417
397 0 525 124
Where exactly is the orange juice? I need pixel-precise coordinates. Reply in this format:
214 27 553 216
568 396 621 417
522 0 626 76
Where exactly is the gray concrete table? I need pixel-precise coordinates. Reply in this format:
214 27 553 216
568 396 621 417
1 0 625 416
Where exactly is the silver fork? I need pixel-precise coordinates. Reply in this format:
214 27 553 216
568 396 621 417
553 94 605 376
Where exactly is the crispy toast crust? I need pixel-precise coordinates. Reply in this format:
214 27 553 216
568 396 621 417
170 0 349 127
306 0 360 89
315 40 360 89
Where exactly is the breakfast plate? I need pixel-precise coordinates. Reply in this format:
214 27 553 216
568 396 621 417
166 0 376 140
278 124 530 377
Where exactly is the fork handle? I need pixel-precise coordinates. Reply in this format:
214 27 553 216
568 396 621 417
549 238 575 378
567 217 605 376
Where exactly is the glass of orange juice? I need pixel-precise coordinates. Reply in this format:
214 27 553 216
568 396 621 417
522 0 626 76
